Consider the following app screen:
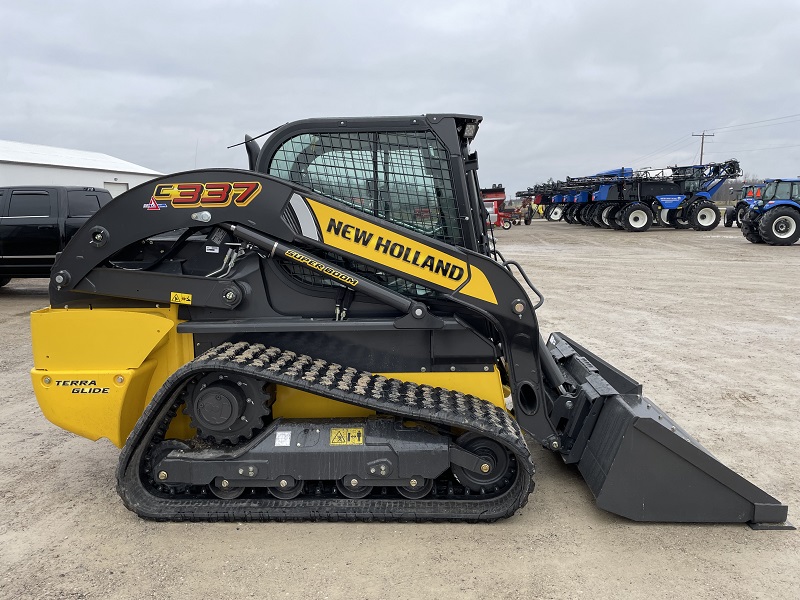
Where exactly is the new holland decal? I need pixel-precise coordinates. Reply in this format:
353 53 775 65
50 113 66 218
304 198 497 304
148 181 262 209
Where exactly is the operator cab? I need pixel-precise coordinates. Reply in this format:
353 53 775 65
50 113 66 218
243 115 492 256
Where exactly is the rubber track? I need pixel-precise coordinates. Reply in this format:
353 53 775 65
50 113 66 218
117 342 535 522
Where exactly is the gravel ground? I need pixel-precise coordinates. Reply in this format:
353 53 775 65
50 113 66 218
1 221 798 600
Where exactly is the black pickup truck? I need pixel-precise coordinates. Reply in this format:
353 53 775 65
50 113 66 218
0 186 113 287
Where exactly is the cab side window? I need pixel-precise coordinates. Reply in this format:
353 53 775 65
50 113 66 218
268 131 464 246
9 190 52 217
67 191 102 217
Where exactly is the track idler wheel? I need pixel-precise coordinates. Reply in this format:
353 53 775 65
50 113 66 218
269 478 304 499
451 433 514 494
150 440 192 496
336 477 373 499
397 478 434 499
210 478 245 500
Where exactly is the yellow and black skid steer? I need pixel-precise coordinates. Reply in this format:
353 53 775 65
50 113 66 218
31 114 791 526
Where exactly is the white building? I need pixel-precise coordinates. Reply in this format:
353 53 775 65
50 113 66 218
0 140 161 197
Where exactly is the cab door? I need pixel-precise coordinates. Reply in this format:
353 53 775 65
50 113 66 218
0 190 7 259
65 189 106 241
0 188 59 274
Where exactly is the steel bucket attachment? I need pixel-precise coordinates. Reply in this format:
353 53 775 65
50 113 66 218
546 333 792 528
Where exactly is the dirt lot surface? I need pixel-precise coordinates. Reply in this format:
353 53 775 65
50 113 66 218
1 221 798 600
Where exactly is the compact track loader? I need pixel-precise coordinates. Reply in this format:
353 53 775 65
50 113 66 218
31 114 790 526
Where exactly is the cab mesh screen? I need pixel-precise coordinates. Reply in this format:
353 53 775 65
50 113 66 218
268 131 464 246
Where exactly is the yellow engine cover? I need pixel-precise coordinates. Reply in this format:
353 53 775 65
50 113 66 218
31 307 508 447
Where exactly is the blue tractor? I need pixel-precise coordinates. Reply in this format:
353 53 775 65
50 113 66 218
653 160 741 230
555 160 741 232
741 178 800 245
723 183 765 228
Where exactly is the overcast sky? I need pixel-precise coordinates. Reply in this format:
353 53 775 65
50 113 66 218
2 0 799 196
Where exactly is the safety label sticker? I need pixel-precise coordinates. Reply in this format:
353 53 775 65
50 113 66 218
329 428 364 446
275 430 292 447
170 292 193 305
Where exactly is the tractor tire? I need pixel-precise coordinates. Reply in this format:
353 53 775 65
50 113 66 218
524 216 532 225
740 212 764 244
576 205 590 225
607 205 625 230
550 205 564 221
723 207 735 228
563 206 576 224
620 203 653 232
690 201 721 231
667 209 691 229
599 204 616 228
757 206 800 246
735 204 748 228
502 219 512 230
582 205 596 226
592 205 607 228
0 277 10 288
585 205 602 227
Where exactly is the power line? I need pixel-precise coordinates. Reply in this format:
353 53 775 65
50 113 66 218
707 113 800 132
628 135 692 165
704 117 800 135
627 113 800 168
705 143 800 154
637 139 698 166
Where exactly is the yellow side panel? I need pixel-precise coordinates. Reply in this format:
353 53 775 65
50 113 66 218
31 308 174 370
31 303 506 445
31 306 194 448
34 363 155 446
273 369 506 418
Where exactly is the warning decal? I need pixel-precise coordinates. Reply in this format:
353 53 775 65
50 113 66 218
329 428 364 446
170 292 193 305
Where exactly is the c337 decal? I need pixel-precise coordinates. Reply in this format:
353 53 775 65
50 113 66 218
149 182 262 209
304 199 497 305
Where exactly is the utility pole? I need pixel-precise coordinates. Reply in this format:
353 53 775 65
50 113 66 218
692 131 714 165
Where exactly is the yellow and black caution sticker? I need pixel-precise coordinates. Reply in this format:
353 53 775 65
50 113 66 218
170 292 193 305
330 427 364 446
